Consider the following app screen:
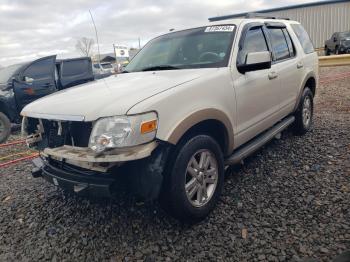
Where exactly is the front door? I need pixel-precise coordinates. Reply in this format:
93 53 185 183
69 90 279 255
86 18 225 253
13 55 57 111
233 24 281 147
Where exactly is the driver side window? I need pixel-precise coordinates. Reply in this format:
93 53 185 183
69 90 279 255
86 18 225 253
23 59 52 81
237 27 269 65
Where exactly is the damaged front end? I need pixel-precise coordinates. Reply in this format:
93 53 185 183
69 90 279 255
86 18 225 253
22 116 169 199
22 116 158 172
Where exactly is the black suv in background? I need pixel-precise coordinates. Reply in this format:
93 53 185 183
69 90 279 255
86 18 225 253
0 55 94 143
325 31 350 55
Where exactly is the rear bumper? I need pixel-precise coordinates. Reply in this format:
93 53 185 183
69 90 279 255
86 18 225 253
36 158 117 197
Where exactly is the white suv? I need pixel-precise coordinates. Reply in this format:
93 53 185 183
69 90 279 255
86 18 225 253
22 16 318 221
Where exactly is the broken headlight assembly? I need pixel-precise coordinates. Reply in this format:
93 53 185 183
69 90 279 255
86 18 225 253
89 112 158 153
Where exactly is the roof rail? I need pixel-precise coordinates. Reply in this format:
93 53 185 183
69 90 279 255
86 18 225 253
245 13 290 20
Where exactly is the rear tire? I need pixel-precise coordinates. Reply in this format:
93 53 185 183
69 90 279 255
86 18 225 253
160 134 224 222
0 112 11 143
325 48 330 56
293 88 314 136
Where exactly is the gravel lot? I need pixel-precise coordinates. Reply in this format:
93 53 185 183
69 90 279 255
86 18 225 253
0 66 349 262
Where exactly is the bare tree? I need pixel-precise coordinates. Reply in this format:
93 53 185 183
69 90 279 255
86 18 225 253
75 37 95 57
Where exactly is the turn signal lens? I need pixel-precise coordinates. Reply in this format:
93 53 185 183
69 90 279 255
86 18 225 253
141 120 157 134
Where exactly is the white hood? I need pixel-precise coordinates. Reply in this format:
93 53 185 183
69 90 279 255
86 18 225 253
21 69 215 121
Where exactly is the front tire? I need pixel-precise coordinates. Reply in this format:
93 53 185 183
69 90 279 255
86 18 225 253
160 135 224 222
293 88 314 135
0 112 11 143
335 46 339 55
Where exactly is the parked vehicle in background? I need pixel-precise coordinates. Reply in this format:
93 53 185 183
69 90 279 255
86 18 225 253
92 63 114 79
22 16 318 221
116 57 130 72
325 31 350 55
0 55 93 143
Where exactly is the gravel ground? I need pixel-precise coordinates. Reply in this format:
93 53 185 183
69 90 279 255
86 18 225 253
0 66 349 262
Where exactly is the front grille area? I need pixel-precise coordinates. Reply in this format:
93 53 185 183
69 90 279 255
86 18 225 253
27 118 92 149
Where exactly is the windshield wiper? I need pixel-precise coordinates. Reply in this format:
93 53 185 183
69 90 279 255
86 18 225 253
141 65 180 71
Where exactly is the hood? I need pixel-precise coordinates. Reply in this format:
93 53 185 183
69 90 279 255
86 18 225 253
22 68 216 121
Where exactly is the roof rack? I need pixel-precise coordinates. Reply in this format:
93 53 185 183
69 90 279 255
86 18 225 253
245 13 290 20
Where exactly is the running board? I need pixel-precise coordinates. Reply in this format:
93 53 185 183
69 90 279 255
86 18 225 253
225 116 295 166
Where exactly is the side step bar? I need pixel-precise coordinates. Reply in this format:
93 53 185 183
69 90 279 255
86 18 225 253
225 116 295 166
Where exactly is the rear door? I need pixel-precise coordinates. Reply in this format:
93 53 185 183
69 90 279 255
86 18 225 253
13 55 57 111
59 58 93 89
265 24 300 116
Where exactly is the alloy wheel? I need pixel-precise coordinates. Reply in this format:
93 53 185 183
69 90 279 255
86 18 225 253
185 149 219 207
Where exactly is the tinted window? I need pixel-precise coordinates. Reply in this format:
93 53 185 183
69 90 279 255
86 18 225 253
339 32 350 38
23 58 53 80
61 60 90 77
283 28 295 57
268 28 290 61
238 27 268 64
291 24 314 54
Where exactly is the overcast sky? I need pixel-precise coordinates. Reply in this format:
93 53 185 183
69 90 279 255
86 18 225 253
0 0 319 66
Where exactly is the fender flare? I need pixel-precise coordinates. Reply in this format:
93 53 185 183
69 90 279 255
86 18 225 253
166 108 234 154
293 71 317 112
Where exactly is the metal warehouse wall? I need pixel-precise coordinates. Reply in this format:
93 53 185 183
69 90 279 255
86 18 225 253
263 2 350 48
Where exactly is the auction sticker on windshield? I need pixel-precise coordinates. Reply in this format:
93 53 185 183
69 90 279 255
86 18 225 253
205 25 235 32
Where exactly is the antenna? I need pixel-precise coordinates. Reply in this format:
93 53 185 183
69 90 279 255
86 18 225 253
89 9 101 64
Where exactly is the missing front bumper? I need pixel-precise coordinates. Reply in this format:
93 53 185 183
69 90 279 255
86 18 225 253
40 142 158 171
40 160 117 197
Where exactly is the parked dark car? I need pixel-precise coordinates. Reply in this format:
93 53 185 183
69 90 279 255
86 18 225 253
325 31 350 55
0 55 94 143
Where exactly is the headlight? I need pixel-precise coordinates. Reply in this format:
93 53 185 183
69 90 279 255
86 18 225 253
89 112 158 153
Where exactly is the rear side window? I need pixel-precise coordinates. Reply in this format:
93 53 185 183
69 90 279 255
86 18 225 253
291 24 314 54
237 27 269 64
61 60 90 77
23 59 53 80
268 28 290 61
283 28 296 57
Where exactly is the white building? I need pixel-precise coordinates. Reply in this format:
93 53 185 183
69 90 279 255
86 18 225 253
209 0 350 49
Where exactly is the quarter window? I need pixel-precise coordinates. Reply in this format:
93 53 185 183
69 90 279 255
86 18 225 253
291 24 314 54
238 27 269 65
268 28 290 61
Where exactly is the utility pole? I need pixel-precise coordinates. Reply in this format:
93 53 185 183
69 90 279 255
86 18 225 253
113 44 118 73
89 10 101 64
138 37 141 49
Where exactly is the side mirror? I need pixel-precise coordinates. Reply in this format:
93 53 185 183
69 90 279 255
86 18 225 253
23 76 34 83
237 51 272 74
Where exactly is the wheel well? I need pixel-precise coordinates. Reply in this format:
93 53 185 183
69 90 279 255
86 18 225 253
0 102 10 119
179 119 229 155
305 77 316 97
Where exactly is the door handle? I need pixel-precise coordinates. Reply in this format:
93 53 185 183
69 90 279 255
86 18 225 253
268 72 278 80
297 62 304 69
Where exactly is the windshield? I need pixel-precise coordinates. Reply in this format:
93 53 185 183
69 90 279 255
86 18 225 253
101 63 113 69
125 25 236 72
339 32 350 38
0 63 23 83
